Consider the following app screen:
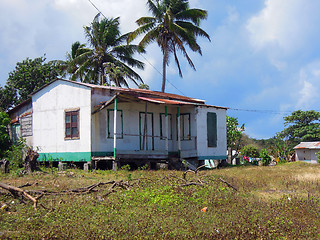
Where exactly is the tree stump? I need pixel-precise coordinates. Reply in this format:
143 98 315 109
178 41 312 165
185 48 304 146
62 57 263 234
24 148 39 174
0 159 10 173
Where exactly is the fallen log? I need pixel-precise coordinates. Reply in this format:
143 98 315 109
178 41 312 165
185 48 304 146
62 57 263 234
0 182 46 210
219 177 238 191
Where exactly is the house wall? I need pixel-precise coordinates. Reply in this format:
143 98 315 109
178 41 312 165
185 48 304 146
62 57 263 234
195 106 227 160
296 149 319 163
91 99 199 155
32 80 92 162
8 101 33 146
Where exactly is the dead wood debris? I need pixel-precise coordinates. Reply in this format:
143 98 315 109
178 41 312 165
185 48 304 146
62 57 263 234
0 173 238 212
219 177 238 191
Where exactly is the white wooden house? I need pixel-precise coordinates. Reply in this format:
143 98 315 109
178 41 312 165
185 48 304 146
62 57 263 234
8 79 227 169
294 142 320 164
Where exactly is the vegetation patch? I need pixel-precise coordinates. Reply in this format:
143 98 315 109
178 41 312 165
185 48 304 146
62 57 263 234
1 162 319 239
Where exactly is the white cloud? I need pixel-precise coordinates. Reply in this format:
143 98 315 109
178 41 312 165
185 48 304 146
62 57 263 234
52 0 148 33
296 61 320 109
246 0 320 54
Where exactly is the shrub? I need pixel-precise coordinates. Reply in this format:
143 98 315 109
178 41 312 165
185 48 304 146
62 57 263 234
240 145 260 158
260 149 272 166
0 111 11 158
6 139 28 170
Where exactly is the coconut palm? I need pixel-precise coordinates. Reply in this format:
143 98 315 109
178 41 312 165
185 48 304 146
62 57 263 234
128 0 210 92
72 14 145 86
51 41 88 81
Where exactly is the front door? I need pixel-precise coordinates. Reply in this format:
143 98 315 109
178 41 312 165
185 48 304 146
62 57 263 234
139 112 154 150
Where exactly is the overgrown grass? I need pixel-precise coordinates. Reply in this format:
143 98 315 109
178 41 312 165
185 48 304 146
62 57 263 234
1 162 320 239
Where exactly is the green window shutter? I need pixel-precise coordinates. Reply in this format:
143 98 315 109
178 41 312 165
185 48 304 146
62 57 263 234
207 112 217 147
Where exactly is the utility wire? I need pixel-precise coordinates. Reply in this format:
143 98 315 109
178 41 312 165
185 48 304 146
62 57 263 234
88 0 107 18
87 0 186 96
228 108 320 114
138 53 186 96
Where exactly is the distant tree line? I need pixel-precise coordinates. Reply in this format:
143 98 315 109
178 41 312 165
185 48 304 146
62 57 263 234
227 110 320 162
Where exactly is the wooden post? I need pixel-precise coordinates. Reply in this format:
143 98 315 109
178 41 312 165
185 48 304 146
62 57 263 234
165 106 169 153
177 107 181 157
142 102 148 150
227 147 232 164
113 98 117 171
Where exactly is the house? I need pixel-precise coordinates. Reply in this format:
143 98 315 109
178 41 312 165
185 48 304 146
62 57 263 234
8 79 228 169
294 142 320 164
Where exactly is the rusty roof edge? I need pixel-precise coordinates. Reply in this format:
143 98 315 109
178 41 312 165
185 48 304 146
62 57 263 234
7 98 32 114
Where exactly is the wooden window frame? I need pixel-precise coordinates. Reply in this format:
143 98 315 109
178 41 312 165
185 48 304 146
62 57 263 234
107 109 123 139
139 112 154 150
177 113 191 141
65 109 79 140
160 113 172 140
207 112 217 147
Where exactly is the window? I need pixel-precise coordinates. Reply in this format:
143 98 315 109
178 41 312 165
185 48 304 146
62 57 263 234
207 112 217 147
177 113 191 140
107 109 123 138
139 112 154 150
65 110 79 139
11 124 21 142
160 113 172 140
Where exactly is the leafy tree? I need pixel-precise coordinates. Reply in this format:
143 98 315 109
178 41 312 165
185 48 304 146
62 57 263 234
280 110 320 143
259 149 271 166
128 0 210 92
71 14 145 87
269 135 294 162
139 84 150 90
0 85 17 111
0 111 11 158
227 116 245 158
1 56 60 110
240 145 260 158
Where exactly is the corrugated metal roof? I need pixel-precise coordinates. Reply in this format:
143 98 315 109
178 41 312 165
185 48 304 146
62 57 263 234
138 97 195 105
294 142 320 149
27 79 228 112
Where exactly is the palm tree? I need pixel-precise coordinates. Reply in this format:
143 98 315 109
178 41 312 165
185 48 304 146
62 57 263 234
51 41 88 81
72 14 145 87
128 0 210 92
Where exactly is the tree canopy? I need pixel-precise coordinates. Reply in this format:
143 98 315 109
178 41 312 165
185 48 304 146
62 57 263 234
68 14 145 87
128 0 210 92
280 110 320 143
0 56 60 111
226 116 245 154
0 111 11 158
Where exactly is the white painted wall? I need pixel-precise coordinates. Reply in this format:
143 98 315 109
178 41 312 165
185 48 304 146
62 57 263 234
296 149 319 163
32 80 92 154
92 101 178 153
195 106 227 159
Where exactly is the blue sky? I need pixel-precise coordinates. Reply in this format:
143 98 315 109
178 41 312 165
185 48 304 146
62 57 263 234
1 0 320 139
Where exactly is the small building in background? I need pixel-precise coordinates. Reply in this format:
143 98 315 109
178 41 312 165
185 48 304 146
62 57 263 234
294 142 320 164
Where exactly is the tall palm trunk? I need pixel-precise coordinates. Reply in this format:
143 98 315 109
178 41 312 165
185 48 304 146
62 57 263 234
161 47 168 92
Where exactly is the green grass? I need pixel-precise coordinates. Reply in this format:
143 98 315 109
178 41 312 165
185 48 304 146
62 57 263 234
1 162 320 239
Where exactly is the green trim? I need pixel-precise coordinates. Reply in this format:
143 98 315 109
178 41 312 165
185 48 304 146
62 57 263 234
92 152 113 157
198 155 227 160
38 152 91 162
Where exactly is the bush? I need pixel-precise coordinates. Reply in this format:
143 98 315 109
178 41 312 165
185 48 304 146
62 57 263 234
6 139 28 170
260 149 272 166
0 111 11 158
318 151 320 164
240 145 260 158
